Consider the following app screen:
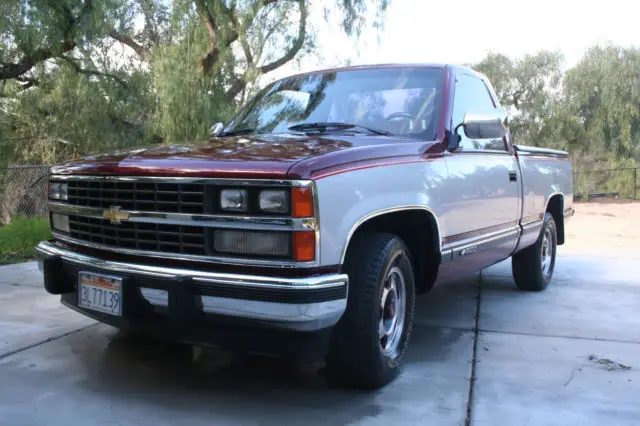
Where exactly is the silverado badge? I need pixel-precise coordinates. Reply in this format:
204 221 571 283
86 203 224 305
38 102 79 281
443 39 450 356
103 206 130 225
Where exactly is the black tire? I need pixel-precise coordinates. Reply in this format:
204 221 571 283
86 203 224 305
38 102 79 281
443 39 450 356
325 232 416 389
512 212 558 291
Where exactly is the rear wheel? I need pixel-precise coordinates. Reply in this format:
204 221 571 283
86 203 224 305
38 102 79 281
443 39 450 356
325 232 416 389
512 212 557 291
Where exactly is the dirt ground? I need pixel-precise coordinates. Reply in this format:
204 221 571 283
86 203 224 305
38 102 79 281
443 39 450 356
563 201 640 257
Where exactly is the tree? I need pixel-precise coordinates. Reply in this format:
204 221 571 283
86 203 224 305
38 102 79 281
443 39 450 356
563 45 640 160
473 51 565 149
0 0 392 164
472 46 640 198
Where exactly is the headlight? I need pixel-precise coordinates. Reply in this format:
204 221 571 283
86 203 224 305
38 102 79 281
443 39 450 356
51 213 70 233
220 189 248 212
60 183 68 200
259 190 289 214
49 183 68 200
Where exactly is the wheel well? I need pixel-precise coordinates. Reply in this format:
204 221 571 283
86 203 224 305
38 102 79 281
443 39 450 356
546 195 565 245
344 209 440 293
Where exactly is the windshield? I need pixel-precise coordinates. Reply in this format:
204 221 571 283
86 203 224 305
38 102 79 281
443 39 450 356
224 66 444 139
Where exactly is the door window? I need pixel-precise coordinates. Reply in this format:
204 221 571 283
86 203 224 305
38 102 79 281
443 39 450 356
451 74 506 151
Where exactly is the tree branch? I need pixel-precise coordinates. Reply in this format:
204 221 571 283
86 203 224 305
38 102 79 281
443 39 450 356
225 77 247 100
222 0 303 99
0 43 72 80
239 34 254 67
60 57 128 88
16 76 39 89
505 87 527 109
107 30 150 60
195 0 218 40
196 0 239 75
259 0 307 74
0 0 93 80
140 0 160 45
227 2 255 67
15 76 39 91
195 0 220 74
107 112 137 129
255 10 287 63
243 0 283 34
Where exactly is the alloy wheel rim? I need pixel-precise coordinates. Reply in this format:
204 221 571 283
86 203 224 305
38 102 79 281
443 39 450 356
379 265 406 356
541 227 554 278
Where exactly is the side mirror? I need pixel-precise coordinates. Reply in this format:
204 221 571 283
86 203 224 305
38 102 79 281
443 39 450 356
210 122 224 136
450 109 508 150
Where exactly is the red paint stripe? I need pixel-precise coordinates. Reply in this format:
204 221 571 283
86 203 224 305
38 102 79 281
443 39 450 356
313 157 436 180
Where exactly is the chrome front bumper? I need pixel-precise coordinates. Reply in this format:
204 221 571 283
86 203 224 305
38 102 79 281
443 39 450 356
35 241 348 331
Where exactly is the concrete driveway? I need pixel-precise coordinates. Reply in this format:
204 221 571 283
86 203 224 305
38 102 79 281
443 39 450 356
1 251 639 426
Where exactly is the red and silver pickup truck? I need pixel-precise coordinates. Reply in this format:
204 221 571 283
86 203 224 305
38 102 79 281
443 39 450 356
36 63 574 389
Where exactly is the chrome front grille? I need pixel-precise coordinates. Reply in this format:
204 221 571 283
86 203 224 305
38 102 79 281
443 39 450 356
48 176 319 267
68 215 206 255
67 180 205 214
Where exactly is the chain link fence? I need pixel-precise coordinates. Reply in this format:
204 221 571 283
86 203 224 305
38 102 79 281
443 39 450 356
573 167 639 201
0 165 51 225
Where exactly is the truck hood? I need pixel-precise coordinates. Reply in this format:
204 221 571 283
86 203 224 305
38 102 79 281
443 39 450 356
51 133 441 179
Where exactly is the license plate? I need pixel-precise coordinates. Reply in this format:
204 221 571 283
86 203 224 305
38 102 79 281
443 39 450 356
78 271 123 316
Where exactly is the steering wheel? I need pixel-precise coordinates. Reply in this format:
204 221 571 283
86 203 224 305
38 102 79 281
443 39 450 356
385 111 416 121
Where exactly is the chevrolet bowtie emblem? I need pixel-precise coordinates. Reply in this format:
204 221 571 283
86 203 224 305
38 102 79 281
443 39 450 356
103 206 130 225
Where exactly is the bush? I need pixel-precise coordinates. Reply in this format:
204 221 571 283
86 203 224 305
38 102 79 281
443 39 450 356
0 217 51 265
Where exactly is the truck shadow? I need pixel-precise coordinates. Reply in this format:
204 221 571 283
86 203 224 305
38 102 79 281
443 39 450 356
65 276 479 423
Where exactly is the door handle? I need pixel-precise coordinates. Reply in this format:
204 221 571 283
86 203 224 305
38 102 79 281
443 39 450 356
508 170 517 182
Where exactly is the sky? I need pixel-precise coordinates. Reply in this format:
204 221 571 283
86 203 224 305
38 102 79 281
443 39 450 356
268 0 640 80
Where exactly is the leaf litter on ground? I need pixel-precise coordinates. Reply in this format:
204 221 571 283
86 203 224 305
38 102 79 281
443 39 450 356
564 354 632 386
587 354 632 371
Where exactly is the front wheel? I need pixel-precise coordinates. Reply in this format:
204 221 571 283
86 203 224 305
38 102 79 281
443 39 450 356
325 232 416 389
512 212 557 291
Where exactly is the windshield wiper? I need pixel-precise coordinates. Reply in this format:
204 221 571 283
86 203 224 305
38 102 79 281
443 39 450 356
288 122 392 136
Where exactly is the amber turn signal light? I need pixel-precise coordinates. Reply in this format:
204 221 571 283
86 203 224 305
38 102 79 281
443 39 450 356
293 231 315 262
292 187 313 218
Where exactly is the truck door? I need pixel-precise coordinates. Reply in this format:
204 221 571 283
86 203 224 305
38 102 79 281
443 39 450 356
438 72 522 279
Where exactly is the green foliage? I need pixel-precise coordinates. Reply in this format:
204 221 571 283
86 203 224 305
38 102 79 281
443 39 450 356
7 64 152 162
564 45 640 159
474 46 640 198
0 216 51 265
474 46 640 163
474 51 564 149
326 0 392 37
150 16 238 143
2 1 637 200
572 155 638 199
0 0 390 163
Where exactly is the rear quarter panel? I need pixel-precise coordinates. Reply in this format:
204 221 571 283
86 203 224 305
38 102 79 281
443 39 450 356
516 146 573 219
515 145 573 250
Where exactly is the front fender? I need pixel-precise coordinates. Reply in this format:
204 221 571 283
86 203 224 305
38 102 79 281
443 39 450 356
314 161 448 266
